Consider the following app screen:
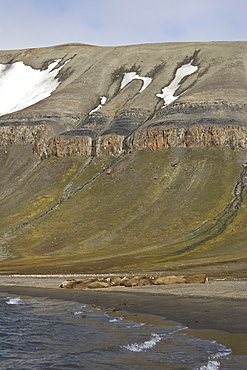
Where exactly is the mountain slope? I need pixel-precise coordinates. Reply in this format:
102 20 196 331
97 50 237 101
0 42 247 276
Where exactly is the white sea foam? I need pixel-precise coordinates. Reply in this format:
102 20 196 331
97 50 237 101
0 58 70 116
74 305 87 315
156 60 198 107
109 317 123 323
6 297 22 305
199 360 221 370
123 333 162 352
89 96 107 114
126 323 145 328
120 72 152 93
198 349 232 370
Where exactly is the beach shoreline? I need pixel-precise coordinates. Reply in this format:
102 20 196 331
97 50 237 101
0 277 246 328
1 276 247 356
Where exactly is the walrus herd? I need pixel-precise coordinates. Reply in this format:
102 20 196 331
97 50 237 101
59 274 207 289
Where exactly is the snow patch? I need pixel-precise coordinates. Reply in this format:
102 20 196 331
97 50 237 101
120 72 152 93
89 96 107 115
0 58 70 116
156 60 198 107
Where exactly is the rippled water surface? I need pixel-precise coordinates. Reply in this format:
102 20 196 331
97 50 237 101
0 294 246 369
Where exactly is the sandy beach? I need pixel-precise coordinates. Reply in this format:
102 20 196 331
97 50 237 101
0 275 247 335
0 276 247 330
0 275 247 366
1 276 247 355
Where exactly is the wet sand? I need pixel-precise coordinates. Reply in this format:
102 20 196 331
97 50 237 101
0 277 247 333
1 276 247 355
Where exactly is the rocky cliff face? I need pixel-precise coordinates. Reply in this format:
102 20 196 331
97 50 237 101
1 42 247 157
0 124 50 148
127 124 247 151
30 124 247 158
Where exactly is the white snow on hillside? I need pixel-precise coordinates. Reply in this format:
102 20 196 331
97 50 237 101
120 72 152 93
156 61 198 107
89 96 107 114
0 59 70 116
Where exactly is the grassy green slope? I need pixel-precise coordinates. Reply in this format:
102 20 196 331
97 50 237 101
0 146 247 276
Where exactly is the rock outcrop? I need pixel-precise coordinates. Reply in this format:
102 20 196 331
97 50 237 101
0 124 50 148
127 124 247 152
1 42 247 157
36 135 93 157
32 123 247 157
2 123 247 158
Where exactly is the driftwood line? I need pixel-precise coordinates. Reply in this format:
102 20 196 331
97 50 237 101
59 274 207 289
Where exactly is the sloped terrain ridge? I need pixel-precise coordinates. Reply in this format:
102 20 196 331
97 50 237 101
0 41 247 276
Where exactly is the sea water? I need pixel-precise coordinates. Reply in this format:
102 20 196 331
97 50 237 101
0 294 246 369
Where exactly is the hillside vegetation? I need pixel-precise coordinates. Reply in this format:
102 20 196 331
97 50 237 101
0 145 246 276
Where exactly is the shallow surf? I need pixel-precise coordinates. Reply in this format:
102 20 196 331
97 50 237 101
1 294 246 369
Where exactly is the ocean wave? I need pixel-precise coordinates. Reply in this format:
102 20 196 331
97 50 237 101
126 323 145 328
198 348 232 370
6 297 22 305
109 317 124 323
122 333 162 352
198 359 221 370
74 311 85 315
